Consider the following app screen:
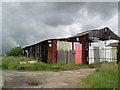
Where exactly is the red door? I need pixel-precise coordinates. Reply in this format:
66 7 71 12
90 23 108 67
75 44 82 64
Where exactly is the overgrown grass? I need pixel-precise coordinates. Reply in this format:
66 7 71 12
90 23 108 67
2 56 118 88
2 56 35 70
83 62 118 88
2 56 90 71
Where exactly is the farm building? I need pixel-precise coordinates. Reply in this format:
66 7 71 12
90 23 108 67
23 27 120 64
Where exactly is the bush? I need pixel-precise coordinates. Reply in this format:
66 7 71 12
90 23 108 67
6 46 23 56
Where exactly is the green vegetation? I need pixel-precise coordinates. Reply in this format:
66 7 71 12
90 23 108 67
2 56 90 71
83 62 118 88
2 56 34 70
6 46 23 56
2 56 118 88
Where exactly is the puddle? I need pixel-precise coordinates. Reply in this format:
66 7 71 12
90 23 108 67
26 81 42 86
27 82 38 86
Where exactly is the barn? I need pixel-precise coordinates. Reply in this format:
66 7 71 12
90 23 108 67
23 27 120 64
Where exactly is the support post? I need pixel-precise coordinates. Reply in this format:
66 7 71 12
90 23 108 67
117 41 120 64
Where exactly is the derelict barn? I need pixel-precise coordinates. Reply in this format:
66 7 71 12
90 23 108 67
23 27 120 64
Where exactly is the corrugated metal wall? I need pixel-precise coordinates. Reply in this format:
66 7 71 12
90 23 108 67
79 35 89 64
94 47 100 62
89 46 94 64
57 41 75 64
52 40 57 64
57 41 72 51
104 47 112 62
47 47 52 64
112 47 117 60
89 46 115 64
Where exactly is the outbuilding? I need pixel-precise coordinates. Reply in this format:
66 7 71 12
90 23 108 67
23 27 120 64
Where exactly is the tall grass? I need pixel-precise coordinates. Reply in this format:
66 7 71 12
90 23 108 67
83 62 118 88
2 56 90 71
2 56 36 70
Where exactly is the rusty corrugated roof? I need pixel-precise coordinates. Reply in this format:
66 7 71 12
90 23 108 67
68 27 120 41
23 27 120 49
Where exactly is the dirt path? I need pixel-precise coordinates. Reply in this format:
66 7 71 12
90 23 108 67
2 69 96 88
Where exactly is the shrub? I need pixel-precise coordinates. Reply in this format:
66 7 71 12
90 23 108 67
6 46 23 56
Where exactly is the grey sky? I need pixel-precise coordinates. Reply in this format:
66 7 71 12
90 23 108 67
2 2 118 55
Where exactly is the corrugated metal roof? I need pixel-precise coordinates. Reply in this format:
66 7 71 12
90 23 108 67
68 30 93 38
23 27 120 49
68 27 120 41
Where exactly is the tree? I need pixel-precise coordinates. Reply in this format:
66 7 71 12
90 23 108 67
6 46 23 56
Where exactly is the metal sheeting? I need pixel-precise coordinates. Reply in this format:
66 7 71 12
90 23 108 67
98 41 105 62
94 47 100 62
89 47 100 64
68 27 120 41
52 40 57 64
57 50 75 64
99 48 105 62
47 47 52 64
89 46 94 64
100 47 117 62
89 46 114 64
75 44 82 64
112 47 117 60
57 41 72 51
104 47 112 62
68 50 75 64
57 51 68 64
57 41 75 64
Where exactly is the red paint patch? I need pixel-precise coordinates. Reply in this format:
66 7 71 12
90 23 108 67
75 44 82 64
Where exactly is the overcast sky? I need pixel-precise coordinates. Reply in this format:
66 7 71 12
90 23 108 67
2 2 118 55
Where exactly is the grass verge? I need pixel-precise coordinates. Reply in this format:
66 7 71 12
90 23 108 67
83 62 118 88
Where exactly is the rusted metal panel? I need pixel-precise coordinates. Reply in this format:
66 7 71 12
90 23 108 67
68 27 120 41
41 41 48 63
52 40 57 64
47 47 52 64
79 35 89 64
29 47 32 57
32 45 36 58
